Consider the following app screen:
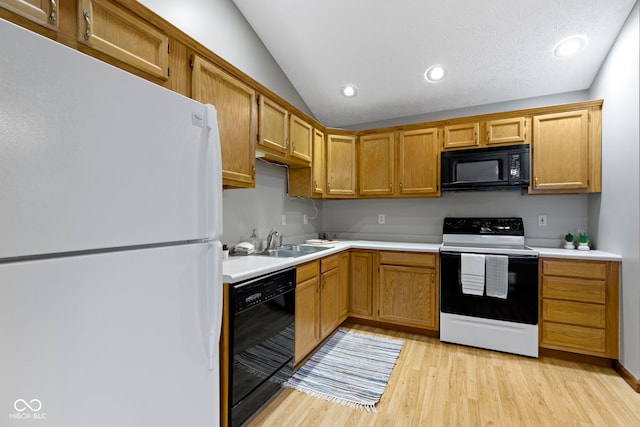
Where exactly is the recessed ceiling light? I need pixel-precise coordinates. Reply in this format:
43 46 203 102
424 65 445 82
341 84 359 97
553 35 588 57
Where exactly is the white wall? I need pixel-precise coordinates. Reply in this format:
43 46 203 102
136 0 312 116
221 161 321 249
323 193 588 247
589 1 640 378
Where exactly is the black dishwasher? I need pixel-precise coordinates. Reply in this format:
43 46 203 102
227 267 296 427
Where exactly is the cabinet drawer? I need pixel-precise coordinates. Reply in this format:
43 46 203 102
542 300 605 328
542 259 606 279
297 260 319 283
542 276 606 304
379 251 436 267
541 322 606 354
321 254 339 272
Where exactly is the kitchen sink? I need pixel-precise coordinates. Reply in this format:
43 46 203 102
254 244 332 258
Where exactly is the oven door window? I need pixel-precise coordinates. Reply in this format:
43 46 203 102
230 291 295 406
440 252 538 324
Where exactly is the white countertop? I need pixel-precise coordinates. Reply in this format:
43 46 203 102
223 240 440 283
532 247 622 261
223 240 621 283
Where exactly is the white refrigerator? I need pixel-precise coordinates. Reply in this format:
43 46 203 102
0 18 223 427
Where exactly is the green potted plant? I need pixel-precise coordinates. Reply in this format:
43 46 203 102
577 233 590 251
564 233 575 249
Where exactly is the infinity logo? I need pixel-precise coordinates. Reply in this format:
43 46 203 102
14 399 42 412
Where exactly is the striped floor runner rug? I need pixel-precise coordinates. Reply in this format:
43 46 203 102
284 329 403 412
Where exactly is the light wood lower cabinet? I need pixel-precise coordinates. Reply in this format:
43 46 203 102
378 251 438 330
295 253 348 364
539 258 619 358
294 261 320 364
348 250 375 319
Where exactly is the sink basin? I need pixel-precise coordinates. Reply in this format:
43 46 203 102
254 245 332 258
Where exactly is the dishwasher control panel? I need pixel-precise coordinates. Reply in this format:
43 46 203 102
232 267 296 313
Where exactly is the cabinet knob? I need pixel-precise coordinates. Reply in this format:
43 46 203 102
313 180 318 191
399 182 403 190
389 182 393 191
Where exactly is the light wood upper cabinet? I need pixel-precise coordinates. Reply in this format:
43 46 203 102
258 95 288 154
442 122 480 149
0 0 58 29
77 0 169 80
531 109 592 193
398 128 440 196
289 114 312 162
486 117 528 145
287 128 325 198
311 129 325 195
326 133 357 197
358 133 395 196
192 55 256 188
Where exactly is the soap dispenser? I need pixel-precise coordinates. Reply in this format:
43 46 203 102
249 228 258 251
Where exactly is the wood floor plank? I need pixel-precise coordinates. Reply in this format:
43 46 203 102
246 325 640 427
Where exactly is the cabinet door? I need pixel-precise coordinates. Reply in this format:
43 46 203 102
78 0 169 80
338 251 350 321
295 276 319 364
378 265 437 329
358 133 395 196
326 134 357 197
192 55 256 188
486 117 528 145
442 122 479 149
258 95 288 154
320 268 340 339
312 128 325 195
289 114 312 162
0 0 58 29
398 128 439 195
349 251 374 318
532 110 589 192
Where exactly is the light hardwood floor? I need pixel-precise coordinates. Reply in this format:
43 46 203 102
247 324 640 427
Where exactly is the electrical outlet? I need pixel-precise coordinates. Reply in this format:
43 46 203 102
378 214 386 224
281 214 286 226
303 214 308 224
538 214 547 227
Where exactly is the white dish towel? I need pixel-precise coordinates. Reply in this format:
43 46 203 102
485 255 509 299
461 253 485 295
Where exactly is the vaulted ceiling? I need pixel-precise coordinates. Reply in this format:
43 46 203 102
232 0 637 127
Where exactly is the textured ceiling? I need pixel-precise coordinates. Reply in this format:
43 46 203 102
231 0 636 128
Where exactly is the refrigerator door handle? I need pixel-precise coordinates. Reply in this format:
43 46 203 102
206 240 223 370
204 105 223 240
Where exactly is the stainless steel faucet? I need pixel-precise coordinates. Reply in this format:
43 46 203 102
266 228 279 249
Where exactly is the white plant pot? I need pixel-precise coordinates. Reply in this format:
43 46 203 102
564 241 574 249
578 242 590 251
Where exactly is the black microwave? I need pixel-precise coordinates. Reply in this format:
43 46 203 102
441 144 530 191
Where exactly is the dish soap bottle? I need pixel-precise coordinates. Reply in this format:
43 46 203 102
250 228 258 251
